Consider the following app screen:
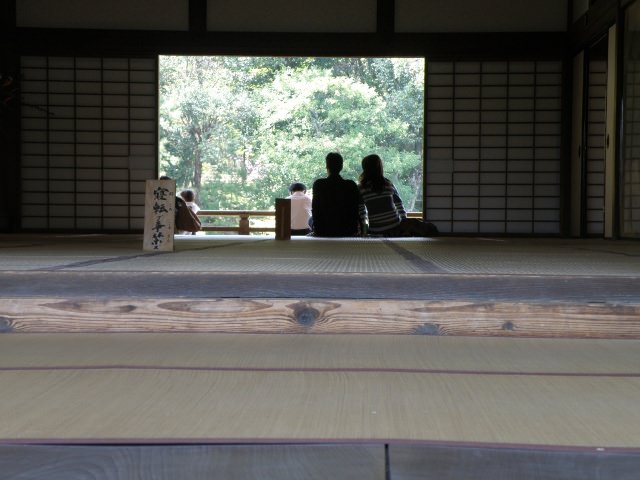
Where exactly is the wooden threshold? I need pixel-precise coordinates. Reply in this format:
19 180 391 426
1 297 639 338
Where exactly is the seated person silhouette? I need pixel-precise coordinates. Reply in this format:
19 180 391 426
358 154 438 237
311 152 364 237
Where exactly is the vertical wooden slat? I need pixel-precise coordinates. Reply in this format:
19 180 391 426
571 52 585 237
275 197 291 240
0 0 20 232
377 0 395 34
605 24 617 238
189 0 206 33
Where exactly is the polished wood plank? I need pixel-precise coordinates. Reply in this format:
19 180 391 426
390 445 640 480
0 444 384 480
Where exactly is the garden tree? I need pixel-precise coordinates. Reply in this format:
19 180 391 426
160 57 254 199
160 56 234 192
161 56 292 209
311 58 425 209
159 56 425 211
254 67 420 204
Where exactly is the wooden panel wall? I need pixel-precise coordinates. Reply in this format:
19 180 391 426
206 0 377 32
16 0 189 30
15 0 569 33
586 59 607 236
396 0 568 32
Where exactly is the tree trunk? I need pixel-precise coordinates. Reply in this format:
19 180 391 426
406 171 422 212
193 148 202 192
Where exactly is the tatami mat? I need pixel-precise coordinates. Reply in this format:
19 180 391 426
115 237 417 274
1 334 639 375
1 234 639 276
402 238 640 276
1 334 639 449
1 368 638 448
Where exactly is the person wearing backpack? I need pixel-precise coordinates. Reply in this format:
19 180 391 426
176 189 202 235
159 177 202 234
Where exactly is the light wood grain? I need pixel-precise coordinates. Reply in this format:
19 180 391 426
1 297 639 338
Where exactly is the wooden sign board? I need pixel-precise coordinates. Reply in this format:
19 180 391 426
143 179 175 251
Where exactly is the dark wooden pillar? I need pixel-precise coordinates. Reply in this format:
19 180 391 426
377 0 395 35
189 0 207 33
0 0 20 232
275 198 291 240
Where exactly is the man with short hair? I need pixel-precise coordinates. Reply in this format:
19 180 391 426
311 152 364 237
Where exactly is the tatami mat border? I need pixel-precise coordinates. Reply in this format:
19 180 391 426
0 438 638 454
1 365 639 378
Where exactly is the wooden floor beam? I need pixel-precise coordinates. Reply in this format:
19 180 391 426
1 297 639 338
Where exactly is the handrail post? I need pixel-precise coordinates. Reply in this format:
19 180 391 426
238 213 250 235
275 198 291 240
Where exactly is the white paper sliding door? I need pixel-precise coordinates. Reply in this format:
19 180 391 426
425 61 562 234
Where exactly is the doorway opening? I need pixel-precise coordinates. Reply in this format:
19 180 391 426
158 56 426 213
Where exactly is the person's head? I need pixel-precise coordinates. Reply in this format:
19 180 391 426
325 152 343 175
180 189 195 202
289 182 307 194
159 175 172 180
359 154 387 192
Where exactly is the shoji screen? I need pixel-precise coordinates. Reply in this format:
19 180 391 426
622 57 640 237
425 61 562 234
20 56 157 231
586 59 607 236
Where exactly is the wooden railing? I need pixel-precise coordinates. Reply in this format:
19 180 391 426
197 210 276 235
197 210 424 235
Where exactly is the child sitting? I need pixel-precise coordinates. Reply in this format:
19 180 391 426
286 182 312 236
180 189 200 235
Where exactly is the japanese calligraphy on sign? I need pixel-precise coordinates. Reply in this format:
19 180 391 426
143 179 175 251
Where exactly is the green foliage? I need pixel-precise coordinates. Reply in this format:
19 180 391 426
159 56 425 211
